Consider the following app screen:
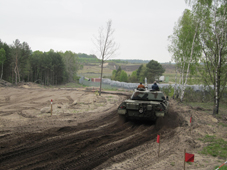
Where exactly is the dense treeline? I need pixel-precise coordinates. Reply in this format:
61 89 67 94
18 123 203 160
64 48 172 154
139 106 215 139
78 53 100 64
111 60 165 83
107 59 129 64
0 39 80 85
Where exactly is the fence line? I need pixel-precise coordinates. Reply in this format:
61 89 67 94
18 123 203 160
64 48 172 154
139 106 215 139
79 76 215 91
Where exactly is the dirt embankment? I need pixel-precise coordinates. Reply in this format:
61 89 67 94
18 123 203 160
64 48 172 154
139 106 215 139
0 86 226 170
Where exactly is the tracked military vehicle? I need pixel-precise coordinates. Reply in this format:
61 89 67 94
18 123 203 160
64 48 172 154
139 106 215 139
118 87 169 122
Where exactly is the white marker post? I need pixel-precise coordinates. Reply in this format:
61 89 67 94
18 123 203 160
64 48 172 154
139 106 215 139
184 149 186 170
51 99 53 116
215 161 227 170
190 115 192 135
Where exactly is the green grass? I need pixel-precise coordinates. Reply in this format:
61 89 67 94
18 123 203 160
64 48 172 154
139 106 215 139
214 165 227 170
198 135 227 158
185 102 212 109
163 73 175 83
106 96 113 98
78 65 113 76
170 162 175 166
57 82 86 88
185 101 227 115
162 72 203 85
219 122 227 127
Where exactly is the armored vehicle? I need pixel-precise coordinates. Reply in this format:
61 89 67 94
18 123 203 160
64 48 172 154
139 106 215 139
118 88 169 122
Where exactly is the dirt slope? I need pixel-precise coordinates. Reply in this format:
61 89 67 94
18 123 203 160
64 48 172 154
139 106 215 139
0 86 226 170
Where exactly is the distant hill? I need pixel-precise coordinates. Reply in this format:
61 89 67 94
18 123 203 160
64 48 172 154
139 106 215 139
77 53 100 63
108 59 150 64
77 54 172 65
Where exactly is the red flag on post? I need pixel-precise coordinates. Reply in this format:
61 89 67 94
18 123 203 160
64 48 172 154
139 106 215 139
157 135 160 143
185 153 194 162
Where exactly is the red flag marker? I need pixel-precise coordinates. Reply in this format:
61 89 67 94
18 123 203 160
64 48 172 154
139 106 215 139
185 153 194 162
157 134 161 158
157 135 160 143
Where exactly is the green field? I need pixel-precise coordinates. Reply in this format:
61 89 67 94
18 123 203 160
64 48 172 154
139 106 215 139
78 63 142 79
78 62 204 85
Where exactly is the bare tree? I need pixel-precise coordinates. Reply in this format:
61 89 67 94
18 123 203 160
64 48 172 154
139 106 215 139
93 20 119 96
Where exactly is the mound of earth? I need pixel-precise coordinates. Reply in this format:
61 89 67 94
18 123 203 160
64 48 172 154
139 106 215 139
0 79 12 87
17 81 42 88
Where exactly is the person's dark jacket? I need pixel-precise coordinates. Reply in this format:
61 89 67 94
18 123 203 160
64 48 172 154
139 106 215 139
152 83 159 91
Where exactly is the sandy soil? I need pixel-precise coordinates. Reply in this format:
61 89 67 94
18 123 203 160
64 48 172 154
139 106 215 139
0 84 227 170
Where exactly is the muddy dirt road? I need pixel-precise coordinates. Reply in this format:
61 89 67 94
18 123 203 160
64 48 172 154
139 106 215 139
0 85 226 170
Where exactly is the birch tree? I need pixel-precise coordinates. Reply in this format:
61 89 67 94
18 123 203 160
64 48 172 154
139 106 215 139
197 0 227 114
93 20 119 96
168 9 201 101
184 0 227 114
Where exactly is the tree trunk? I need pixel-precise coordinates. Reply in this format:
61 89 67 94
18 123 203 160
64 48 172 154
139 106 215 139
99 59 104 96
173 67 178 99
17 66 20 82
12 65 14 84
213 42 222 114
14 67 17 85
213 68 219 114
180 24 198 102
1 62 3 79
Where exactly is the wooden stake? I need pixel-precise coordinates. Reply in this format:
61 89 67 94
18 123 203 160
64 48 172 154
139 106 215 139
184 149 186 170
190 114 192 135
51 99 53 116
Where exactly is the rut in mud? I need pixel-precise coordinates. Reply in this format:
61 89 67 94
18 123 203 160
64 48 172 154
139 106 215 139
0 102 183 170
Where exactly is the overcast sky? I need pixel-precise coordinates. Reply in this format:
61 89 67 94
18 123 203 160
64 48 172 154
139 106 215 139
0 0 189 62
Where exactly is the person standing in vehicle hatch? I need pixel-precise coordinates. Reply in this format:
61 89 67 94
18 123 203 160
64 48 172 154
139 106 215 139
152 81 159 90
137 82 145 89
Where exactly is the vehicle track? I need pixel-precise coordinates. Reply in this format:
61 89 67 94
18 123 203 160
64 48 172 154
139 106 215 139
0 93 182 170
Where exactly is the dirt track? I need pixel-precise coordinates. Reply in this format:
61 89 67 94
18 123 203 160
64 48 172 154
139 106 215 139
0 85 226 170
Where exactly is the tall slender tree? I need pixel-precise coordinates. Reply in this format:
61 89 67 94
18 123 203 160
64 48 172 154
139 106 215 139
12 39 22 84
93 20 119 96
0 48 6 79
196 0 227 114
168 9 201 101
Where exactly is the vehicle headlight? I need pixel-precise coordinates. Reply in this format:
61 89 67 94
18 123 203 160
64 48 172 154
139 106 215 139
139 107 143 113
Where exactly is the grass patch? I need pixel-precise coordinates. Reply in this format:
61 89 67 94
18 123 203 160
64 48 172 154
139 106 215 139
214 165 227 170
186 102 212 110
57 82 86 88
106 96 113 98
184 101 227 115
170 162 175 166
219 122 227 127
198 135 227 158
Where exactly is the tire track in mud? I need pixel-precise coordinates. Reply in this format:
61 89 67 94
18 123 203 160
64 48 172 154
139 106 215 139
0 110 156 170
0 94 184 170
